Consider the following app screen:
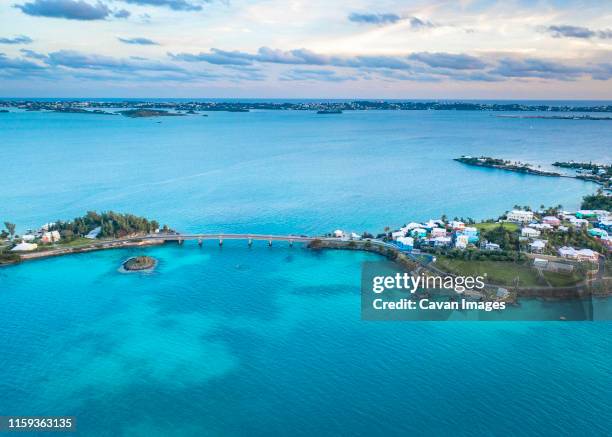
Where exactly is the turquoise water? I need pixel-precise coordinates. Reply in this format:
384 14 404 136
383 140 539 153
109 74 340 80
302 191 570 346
1 108 611 435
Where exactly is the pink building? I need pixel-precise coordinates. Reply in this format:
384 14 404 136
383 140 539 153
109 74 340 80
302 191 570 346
542 216 560 226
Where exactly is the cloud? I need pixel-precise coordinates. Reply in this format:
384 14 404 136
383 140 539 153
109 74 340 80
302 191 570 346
491 58 586 80
0 35 33 44
409 52 486 70
114 9 130 18
348 12 400 25
45 49 184 73
408 16 434 29
20 48 48 59
120 0 207 11
546 24 612 39
118 37 159 45
0 52 45 76
14 0 117 20
280 68 355 82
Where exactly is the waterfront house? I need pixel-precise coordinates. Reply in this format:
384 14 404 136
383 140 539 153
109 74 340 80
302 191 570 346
350 232 362 240
21 234 36 242
405 222 423 231
542 216 561 226
41 230 60 243
333 230 345 238
530 239 547 253
496 288 510 299
597 220 612 232
521 227 540 238
507 210 534 223
396 236 414 250
11 242 37 252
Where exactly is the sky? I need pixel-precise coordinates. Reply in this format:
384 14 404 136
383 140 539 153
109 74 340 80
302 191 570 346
1 0 612 98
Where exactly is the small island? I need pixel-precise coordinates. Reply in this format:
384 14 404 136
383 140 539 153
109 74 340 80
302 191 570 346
454 156 561 177
119 109 185 118
122 255 157 272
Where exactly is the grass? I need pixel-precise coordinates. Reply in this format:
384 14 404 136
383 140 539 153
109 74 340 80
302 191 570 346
474 222 519 232
435 255 541 287
542 270 584 287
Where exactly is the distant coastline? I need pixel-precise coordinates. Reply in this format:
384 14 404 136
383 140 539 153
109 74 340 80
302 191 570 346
3 99 612 115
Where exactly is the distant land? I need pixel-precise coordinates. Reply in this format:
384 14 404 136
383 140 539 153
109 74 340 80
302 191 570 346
3 99 612 114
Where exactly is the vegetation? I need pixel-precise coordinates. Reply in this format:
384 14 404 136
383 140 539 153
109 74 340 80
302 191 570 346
434 256 541 287
50 211 161 240
123 256 156 271
455 156 560 176
581 190 612 212
4 222 15 239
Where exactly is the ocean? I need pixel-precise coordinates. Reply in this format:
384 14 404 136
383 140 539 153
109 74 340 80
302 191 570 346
0 106 611 436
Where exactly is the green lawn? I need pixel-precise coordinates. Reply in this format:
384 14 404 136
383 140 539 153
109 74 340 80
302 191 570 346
474 222 519 233
53 237 97 248
542 270 584 287
434 255 541 286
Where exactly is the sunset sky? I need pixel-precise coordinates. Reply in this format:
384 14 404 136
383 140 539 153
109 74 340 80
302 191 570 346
1 0 612 98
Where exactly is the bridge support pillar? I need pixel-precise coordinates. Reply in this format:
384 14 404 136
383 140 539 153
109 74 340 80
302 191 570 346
178 239 183 245
268 240 272 247
198 239 202 247
289 240 293 247
248 238 252 247
219 239 223 247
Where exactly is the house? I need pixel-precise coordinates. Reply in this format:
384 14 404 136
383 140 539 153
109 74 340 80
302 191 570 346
521 227 540 238
558 246 578 259
558 226 569 232
85 226 101 239
542 216 561 226
396 236 414 250
405 222 423 231
430 227 447 238
569 217 589 227
597 221 612 232
496 288 510 299
333 230 345 238
484 242 501 251
21 234 36 242
455 235 469 249
588 228 608 238
507 210 534 223
41 230 60 243
576 210 597 219
350 232 362 240
432 236 452 247
576 249 599 262
450 221 465 230
532 223 553 231
11 242 38 252
391 230 405 240
410 228 427 238
533 258 548 269
530 239 547 253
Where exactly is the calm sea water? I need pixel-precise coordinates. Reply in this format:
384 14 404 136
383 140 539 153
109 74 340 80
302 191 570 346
1 107 611 436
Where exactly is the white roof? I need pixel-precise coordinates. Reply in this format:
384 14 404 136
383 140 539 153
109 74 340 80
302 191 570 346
11 242 37 252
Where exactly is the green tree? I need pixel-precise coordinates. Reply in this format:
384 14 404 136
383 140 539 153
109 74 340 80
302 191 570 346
4 222 16 239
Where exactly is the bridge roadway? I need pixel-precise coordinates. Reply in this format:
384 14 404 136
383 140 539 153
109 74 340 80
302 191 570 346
140 233 322 244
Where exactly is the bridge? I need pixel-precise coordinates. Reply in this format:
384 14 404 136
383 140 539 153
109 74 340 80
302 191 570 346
142 233 321 247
